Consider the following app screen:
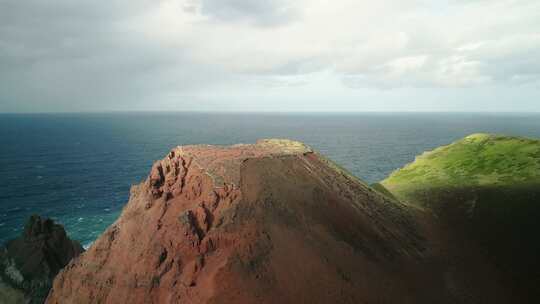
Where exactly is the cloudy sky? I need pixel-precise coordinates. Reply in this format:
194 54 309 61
1 0 539 112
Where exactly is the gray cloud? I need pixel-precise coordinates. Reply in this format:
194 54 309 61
0 0 539 112
0 0 232 111
198 0 298 26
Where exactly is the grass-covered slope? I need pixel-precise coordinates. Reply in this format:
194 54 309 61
380 133 540 297
381 133 540 203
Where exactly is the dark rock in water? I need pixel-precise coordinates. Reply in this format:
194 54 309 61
0 215 84 304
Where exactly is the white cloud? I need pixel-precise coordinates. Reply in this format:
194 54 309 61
0 0 539 111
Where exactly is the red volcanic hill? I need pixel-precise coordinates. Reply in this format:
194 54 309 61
46 139 512 304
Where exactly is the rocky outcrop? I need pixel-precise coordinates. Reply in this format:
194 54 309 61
46 139 514 304
0 215 84 304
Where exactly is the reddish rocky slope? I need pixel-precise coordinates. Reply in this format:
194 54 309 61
46 139 512 304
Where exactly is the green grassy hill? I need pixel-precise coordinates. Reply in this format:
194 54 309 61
379 133 540 297
381 133 540 203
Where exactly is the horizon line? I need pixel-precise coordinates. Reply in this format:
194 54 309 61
2 110 540 115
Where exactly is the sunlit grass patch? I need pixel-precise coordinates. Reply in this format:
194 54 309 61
381 133 540 202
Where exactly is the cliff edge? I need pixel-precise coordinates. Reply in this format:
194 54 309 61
46 139 512 304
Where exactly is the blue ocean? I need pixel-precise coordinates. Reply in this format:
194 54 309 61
2 112 540 247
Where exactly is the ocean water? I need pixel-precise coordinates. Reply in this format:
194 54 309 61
2 112 540 247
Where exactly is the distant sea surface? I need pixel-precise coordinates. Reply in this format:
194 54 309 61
2 112 540 247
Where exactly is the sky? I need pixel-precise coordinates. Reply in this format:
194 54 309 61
0 0 539 113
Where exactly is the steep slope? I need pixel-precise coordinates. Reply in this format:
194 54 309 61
0 215 84 304
380 133 540 299
47 139 512 304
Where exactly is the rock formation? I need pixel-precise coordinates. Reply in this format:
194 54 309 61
0 215 84 304
46 139 514 303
